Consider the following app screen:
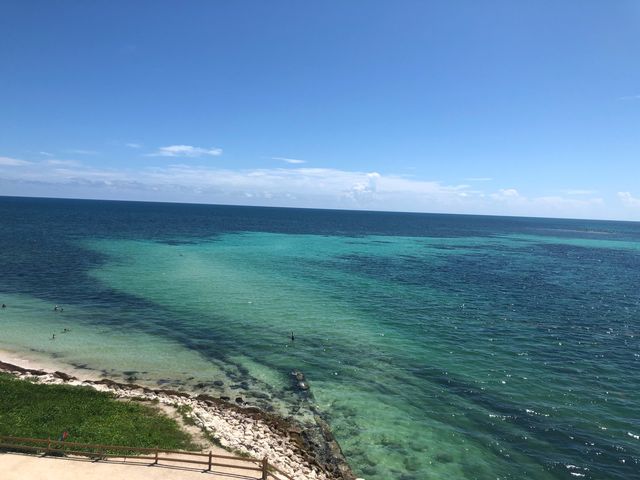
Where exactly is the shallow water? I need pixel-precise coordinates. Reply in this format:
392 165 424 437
1 197 639 479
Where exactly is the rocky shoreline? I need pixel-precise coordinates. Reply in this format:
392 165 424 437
0 360 357 480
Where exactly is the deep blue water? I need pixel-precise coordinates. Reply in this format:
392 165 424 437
0 196 639 480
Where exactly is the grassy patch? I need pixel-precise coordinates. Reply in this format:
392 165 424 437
175 404 197 427
0 373 196 450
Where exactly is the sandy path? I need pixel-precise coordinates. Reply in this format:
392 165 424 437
0 451 265 480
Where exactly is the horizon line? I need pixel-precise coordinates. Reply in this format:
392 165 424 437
1 194 638 225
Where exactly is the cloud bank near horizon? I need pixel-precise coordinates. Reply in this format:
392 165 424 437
0 154 637 220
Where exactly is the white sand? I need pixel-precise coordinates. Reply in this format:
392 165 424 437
0 347 104 382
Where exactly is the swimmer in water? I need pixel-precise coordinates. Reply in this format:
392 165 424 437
291 331 295 341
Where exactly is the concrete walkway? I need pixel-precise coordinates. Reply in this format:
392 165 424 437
0 451 264 480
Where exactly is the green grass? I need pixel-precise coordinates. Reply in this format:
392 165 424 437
0 373 196 450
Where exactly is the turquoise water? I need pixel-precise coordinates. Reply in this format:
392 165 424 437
0 197 639 479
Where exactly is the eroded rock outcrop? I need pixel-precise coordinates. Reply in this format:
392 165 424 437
0 361 355 480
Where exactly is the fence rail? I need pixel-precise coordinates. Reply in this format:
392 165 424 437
0 435 295 480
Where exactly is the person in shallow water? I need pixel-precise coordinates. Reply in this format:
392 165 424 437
291 331 295 341
1 304 5 308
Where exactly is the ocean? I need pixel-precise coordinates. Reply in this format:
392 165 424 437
0 196 638 480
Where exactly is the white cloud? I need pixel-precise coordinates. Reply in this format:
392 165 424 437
126 143 142 149
533 195 603 209
149 145 223 157
618 191 640 207
0 156 32 166
45 159 83 167
345 172 380 202
486 188 605 216
39 151 54 157
491 188 520 200
272 157 307 164
2 161 472 211
0 153 620 219
67 149 98 155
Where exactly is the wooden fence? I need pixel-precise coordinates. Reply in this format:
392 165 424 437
0 435 295 480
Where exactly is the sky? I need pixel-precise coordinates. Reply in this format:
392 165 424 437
1 1 639 220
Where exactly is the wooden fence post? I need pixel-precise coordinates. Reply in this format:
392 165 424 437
2 435 274 478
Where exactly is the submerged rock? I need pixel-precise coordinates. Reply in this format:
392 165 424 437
291 369 312 393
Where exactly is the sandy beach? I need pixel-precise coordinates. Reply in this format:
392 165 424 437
0 347 105 382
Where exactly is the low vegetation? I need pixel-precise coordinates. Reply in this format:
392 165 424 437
0 373 196 450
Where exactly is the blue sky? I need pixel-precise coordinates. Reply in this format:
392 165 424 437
1 1 639 220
